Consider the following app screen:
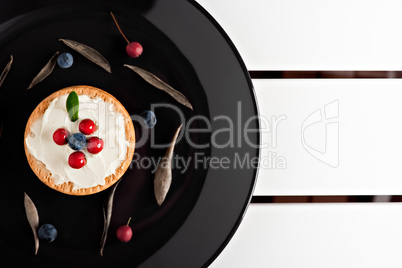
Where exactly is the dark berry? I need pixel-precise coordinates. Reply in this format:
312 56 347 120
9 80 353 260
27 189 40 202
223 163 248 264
68 151 86 169
57 52 73 68
87 137 104 154
38 224 57 243
140 110 157 129
68 133 87 151
53 128 69 145
79 119 96 135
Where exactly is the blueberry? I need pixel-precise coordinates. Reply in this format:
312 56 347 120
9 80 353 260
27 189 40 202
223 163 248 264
38 224 57 243
68 133 87 150
57 52 73 68
140 110 157 129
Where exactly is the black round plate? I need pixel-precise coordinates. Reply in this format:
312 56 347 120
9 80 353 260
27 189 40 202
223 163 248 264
0 0 259 267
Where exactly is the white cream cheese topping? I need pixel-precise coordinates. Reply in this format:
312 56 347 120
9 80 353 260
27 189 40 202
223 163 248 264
26 94 129 190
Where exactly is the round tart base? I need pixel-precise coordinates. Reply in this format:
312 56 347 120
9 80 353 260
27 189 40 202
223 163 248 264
24 85 135 196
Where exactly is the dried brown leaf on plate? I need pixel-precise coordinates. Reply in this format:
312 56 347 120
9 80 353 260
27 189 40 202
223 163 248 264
27 51 59 90
124 64 193 110
154 124 183 206
100 179 121 256
60 39 111 73
24 192 39 255
0 55 13 88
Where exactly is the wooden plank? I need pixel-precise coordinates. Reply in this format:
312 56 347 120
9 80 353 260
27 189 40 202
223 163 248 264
196 0 402 70
210 203 402 267
253 79 402 195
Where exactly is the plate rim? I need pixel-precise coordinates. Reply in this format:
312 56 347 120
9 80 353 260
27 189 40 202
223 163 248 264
189 1 260 267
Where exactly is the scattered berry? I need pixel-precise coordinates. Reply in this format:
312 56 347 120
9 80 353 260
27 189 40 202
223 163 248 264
126 42 143 58
68 133 87 151
57 52 73 68
87 137 104 154
110 12 143 58
140 110 157 129
38 224 57 243
79 119 96 135
68 151 86 169
53 128 69 145
116 217 132 242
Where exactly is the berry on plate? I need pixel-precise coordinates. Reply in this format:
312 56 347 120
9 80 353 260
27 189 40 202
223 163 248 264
68 151 86 169
126 42 143 58
79 119 96 135
57 52 73 68
140 110 157 129
87 137 104 154
53 128 69 145
68 133 87 151
110 12 143 58
116 217 133 242
38 224 58 243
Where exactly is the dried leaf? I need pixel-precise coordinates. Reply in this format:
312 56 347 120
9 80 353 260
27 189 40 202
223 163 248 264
154 125 183 206
0 55 13 88
100 179 121 256
124 64 193 110
60 39 111 73
27 51 59 90
24 192 39 255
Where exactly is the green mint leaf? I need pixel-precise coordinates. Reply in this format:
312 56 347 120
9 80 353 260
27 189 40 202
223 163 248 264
66 91 79 122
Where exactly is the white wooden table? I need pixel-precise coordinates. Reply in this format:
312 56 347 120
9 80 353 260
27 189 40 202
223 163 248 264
195 0 402 267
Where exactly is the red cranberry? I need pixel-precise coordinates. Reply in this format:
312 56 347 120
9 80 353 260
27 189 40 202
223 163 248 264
110 12 143 58
79 119 96 135
68 151 86 169
53 128 69 145
87 137 104 154
116 218 132 242
126 42 143 58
